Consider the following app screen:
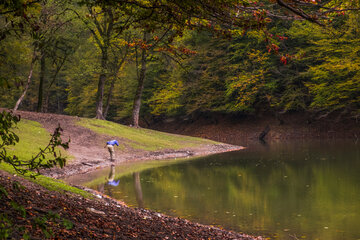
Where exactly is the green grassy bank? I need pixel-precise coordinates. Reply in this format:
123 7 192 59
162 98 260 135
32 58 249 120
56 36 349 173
77 118 216 151
0 119 91 198
1 116 218 197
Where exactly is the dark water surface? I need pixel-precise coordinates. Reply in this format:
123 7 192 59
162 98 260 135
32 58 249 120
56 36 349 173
66 140 360 240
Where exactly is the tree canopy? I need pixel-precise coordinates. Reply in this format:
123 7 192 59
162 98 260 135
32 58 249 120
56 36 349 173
1 0 359 125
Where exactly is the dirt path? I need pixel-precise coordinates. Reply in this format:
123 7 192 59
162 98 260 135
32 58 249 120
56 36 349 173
15 110 244 179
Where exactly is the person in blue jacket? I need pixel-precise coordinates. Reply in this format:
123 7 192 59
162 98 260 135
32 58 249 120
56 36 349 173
105 140 119 162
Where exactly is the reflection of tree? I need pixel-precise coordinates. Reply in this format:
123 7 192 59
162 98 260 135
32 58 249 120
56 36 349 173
97 183 104 193
133 172 144 208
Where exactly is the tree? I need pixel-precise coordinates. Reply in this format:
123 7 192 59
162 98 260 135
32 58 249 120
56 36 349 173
103 0 355 125
13 49 37 111
297 9 360 119
11 0 77 112
0 0 40 41
131 30 149 127
2 0 358 122
103 36 131 119
73 3 135 119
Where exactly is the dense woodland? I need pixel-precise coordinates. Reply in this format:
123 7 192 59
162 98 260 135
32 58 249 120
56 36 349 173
1 0 359 127
1 2 360 239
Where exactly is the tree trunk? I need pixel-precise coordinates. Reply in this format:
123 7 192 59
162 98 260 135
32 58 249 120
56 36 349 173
43 94 49 113
104 53 128 119
13 51 37 111
132 32 148 127
95 49 108 120
103 76 116 119
93 7 114 120
37 53 46 112
43 54 67 113
104 57 120 119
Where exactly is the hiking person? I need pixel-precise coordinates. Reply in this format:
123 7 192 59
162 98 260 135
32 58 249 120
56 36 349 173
105 140 119 162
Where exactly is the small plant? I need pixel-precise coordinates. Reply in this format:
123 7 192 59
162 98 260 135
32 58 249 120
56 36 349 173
0 186 8 199
62 218 74 230
10 202 26 218
0 214 12 239
34 216 53 238
0 110 70 178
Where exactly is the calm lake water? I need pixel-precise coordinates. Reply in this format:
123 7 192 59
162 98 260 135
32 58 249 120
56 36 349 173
65 140 360 240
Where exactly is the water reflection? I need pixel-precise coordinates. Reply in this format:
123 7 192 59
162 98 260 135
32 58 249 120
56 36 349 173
94 166 145 208
108 165 120 187
72 140 360 240
97 165 120 193
133 172 144 208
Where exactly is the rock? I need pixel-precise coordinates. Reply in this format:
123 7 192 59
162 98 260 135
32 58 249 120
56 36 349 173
86 207 105 215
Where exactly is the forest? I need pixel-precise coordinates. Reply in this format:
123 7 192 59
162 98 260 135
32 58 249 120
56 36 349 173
1 0 359 127
1 1 360 239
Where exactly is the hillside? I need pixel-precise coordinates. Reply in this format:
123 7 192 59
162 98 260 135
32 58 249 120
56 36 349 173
8 110 243 179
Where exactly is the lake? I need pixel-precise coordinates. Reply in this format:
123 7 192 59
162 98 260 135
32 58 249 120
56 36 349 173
65 140 360 240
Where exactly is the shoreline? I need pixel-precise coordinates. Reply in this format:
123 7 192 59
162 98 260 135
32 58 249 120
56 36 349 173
47 143 245 179
0 110 262 239
7 109 245 179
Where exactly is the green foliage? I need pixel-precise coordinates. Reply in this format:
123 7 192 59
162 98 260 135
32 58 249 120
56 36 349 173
1 0 360 121
0 185 8 199
0 35 32 106
0 213 12 239
10 201 26 218
64 38 100 117
146 29 278 115
148 79 185 115
306 42 360 115
224 48 269 112
0 110 20 146
62 218 74 230
287 11 360 117
145 11 360 119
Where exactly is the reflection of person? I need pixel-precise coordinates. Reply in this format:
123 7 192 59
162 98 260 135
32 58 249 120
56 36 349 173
105 140 119 162
107 165 120 186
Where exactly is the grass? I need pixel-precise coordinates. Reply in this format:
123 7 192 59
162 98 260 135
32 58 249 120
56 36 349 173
0 163 92 198
0 119 92 198
77 118 217 151
6 119 71 161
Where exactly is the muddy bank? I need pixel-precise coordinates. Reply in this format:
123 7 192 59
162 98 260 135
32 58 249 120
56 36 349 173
149 112 360 145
